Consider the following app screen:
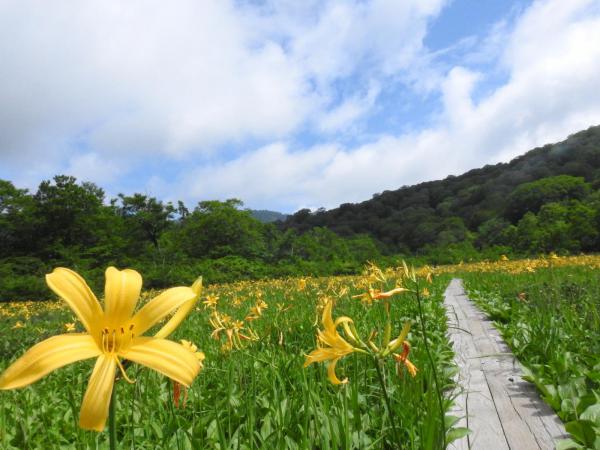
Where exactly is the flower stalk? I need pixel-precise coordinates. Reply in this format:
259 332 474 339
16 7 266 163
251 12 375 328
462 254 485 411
414 279 446 449
373 356 401 447
108 380 117 450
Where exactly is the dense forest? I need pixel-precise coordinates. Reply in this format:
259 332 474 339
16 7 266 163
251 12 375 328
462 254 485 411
1 125 599 300
285 125 600 259
0 182 381 300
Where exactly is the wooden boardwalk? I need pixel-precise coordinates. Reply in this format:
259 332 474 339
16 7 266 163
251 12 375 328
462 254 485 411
444 278 568 450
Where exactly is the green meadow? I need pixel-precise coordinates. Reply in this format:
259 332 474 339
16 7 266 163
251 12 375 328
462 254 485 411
1 256 599 448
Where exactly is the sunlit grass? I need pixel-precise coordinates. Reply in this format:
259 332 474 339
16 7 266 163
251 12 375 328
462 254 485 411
460 263 600 449
0 268 456 449
3 254 598 448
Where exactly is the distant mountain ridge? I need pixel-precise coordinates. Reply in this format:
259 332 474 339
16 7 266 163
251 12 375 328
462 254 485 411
248 209 288 223
282 125 600 253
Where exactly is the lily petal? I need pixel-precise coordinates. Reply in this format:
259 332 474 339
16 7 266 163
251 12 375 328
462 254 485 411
79 355 116 431
104 267 142 328
404 359 418 378
0 334 100 390
388 321 411 353
303 348 337 366
120 337 200 386
131 287 197 336
322 301 334 331
46 268 104 335
155 277 202 339
327 358 347 385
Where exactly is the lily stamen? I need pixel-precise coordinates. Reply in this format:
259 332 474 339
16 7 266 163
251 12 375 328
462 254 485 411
115 357 135 384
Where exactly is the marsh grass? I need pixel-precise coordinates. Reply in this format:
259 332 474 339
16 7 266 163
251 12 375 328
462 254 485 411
462 265 600 449
0 271 456 449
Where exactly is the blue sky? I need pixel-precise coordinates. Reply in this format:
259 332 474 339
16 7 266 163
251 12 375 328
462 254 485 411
1 0 600 213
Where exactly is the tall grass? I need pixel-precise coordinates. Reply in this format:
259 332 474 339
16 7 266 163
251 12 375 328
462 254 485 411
0 270 456 449
462 265 600 449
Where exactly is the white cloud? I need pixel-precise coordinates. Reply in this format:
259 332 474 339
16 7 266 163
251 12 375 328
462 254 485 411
457 0 600 162
2 0 600 214
288 0 444 84
0 0 442 170
65 153 123 186
153 0 600 212
441 67 481 125
158 130 458 212
318 83 381 133
0 0 318 162
169 142 339 209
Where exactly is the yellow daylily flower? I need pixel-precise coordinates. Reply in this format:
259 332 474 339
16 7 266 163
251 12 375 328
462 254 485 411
297 278 307 291
155 277 202 339
245 299 268 321
363 262 387 284
0 267 202 432
209 311 258 351
352 286 407 305
202 294 219 310
173 339 206 409
180 339 206 367
372 287 408 299
64 322 76 332
304 301 357 385
416 265 433 284
393 341 418 378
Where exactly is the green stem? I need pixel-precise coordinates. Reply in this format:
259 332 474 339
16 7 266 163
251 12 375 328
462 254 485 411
373 357 402 447
415 283 446 449
108 381 117 450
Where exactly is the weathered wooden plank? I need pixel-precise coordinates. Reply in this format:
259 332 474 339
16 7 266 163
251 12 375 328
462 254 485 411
446 280 509 449
443 278 568 449
446 302 472 450
465 368 510 449
486 370 542 449
485 368 565 450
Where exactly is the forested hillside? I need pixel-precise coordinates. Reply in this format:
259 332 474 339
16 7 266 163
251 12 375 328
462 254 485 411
1 125 599 300
284 125 600 257
0 183 380 300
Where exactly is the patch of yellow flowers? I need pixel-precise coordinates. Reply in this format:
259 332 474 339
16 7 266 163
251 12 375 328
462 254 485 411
304 261 424 385
433 253 600 275
209 311 259 351
303 299 417 384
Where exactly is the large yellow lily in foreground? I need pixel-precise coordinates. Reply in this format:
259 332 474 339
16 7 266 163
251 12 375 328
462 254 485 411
0 267 202 431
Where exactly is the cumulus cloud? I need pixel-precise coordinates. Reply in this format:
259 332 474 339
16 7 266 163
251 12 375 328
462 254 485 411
0 0 442 166
65 153 124 186
160 130 456 211
0 0 315 164
454 0 600 162
1 0 600 213
156 0 600 212
317 83 381 133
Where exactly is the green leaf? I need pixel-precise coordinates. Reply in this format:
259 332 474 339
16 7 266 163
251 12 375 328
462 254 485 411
444 414 461 428
446 427 471 444
555 438 584 450
150 422 163 439
585 371 600 383
580 404 600 427
565 420 597 447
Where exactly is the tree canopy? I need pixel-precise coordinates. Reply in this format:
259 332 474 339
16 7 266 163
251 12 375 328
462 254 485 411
1 125 600 300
